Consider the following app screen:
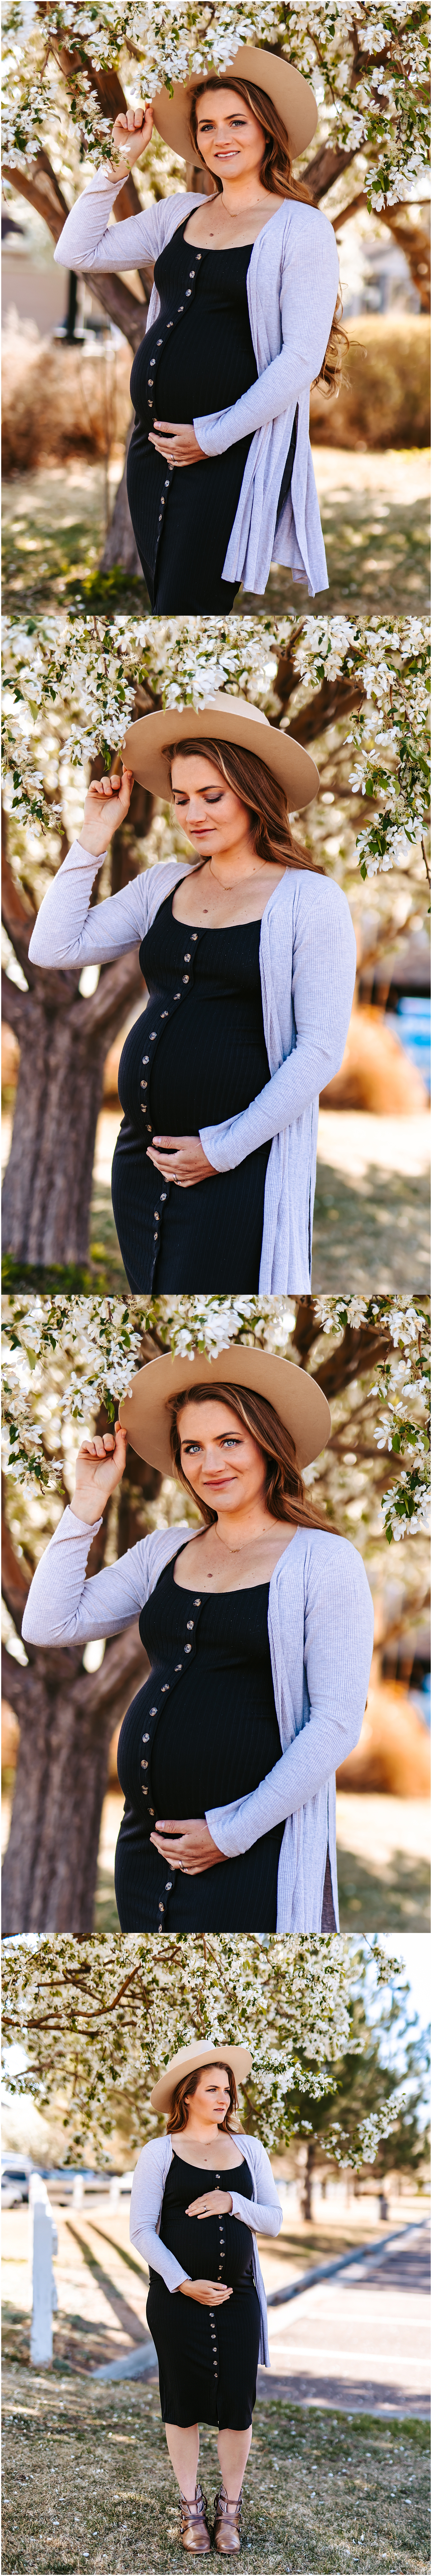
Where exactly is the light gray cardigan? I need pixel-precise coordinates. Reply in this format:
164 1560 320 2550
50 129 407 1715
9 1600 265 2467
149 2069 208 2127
27 842 356 1295
129 2131 282 2367
54 171 340 596
22 1509 374 1934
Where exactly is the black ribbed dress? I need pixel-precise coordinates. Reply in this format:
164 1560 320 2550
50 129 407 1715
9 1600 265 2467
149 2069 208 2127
126 217 296 612
146 2153 261 2428
114 1556 284 1933
111 893 271 1293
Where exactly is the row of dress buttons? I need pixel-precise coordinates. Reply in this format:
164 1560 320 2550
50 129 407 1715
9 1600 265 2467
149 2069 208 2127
140 1606 202 1905
149 269 201 514
143 1685 173 1926
140 979 195 1128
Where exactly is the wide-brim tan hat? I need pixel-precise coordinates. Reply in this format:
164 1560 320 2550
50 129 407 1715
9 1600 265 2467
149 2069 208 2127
123 694 319 814
152 46 318 164
119 1349 331 1478
150 2039 252 2115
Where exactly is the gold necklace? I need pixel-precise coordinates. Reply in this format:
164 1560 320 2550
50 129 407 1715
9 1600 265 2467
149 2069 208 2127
213 1523 269 1557
209 857 258 891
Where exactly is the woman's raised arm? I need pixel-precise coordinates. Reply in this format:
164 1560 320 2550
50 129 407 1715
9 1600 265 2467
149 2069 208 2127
27 769 184 969
54 109 200 279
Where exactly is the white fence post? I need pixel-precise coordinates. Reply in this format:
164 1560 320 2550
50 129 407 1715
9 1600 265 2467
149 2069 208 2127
29 2177 58 2368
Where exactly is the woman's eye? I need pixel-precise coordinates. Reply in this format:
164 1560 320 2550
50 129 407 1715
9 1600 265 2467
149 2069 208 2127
182 1442 201 1454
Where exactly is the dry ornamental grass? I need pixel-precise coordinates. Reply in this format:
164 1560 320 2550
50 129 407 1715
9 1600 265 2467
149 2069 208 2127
1 2363 430 2575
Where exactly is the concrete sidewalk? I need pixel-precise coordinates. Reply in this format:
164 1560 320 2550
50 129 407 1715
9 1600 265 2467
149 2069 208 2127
263 2220 431 2415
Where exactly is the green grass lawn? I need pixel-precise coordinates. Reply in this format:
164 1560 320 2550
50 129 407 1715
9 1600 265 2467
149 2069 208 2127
2 2357 430 2574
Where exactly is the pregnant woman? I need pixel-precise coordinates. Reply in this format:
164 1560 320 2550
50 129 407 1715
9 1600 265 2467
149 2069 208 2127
129 2041 282 2554
53 47 342 609
28 693 357 1295
22 1346 374 1935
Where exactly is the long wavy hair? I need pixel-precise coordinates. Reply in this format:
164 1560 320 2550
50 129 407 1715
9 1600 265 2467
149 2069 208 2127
168 1380 335 1534
168 736 325 876
188 73 346 395
167 2062 240 2134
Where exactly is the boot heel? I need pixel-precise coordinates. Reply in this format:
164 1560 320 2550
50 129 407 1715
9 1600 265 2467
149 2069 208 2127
179 2484 211 2554
213 2484 243 2554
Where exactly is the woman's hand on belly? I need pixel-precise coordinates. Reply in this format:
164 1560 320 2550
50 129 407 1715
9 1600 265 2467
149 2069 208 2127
150 1817 224 1872
178 2279 233 2305
147 1135 216 1186
186 2191 234 2218
149 421 208 466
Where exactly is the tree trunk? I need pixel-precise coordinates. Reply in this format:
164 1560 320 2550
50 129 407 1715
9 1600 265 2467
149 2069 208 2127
1 1399 162 1933
1 959 140 1265
99 416 145 578
301 2139 316 2223
2 767 154 1266
1 1624 144 1934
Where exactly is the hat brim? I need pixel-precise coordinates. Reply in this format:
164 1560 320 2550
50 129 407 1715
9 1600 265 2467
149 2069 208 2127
123 695 319 814
152 47 318 164
119 1349 331 1479
150 2043 252 2115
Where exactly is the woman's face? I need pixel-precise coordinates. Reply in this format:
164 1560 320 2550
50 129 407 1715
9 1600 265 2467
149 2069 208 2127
185 2066 232 2124
170 753 253 859
177 1398 268 1516
194 86 265 186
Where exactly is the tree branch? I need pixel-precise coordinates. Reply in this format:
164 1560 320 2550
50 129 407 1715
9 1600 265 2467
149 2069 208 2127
2 151 147 350
313 1324 393 1400
1 1500 31 1627
1 971 28 1039
76 949 143 1042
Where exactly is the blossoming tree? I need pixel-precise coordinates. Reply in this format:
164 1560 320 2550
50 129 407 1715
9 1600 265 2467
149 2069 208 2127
1 1931 408 2173
2 4 430 567
2 611 429 1273
1 1293 429 1934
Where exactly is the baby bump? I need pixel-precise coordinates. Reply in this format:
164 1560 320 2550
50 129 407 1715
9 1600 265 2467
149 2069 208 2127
160 2210 254 2284
118 998 269 1135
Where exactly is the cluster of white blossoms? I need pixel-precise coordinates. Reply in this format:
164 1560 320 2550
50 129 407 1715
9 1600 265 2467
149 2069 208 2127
326 2102 407 2171
2 614 430 897
2 1297 429 1555
293 617 431 880
2 0 429 213
307 1299 431 1543
1 1932 406 2162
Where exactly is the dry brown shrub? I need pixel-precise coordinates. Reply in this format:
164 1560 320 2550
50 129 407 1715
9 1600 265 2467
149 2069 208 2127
311 312 431 449
1 328 132 473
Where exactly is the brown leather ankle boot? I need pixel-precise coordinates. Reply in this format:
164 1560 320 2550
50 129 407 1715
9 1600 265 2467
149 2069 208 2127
179 2484 211 2553
213 2484 243 2554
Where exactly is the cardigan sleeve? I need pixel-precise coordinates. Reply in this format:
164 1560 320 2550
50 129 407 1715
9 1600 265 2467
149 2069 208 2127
199 879 356 1171
206 1541 374 1858
21 1505 171 1646
53 169 185 275
27 844 181 970
194 207 339 455
130 2144 190 2293
230 2144 282 2235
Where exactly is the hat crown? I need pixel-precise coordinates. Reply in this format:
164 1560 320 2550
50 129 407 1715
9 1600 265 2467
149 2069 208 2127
197 691 270 731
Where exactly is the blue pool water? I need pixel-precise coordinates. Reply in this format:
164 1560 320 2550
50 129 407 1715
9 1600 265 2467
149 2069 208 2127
387 996 431 1094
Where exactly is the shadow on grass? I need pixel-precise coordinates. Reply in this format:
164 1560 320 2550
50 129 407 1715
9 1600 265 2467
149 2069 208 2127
312 1159 431 1291
337 1844 431 1931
